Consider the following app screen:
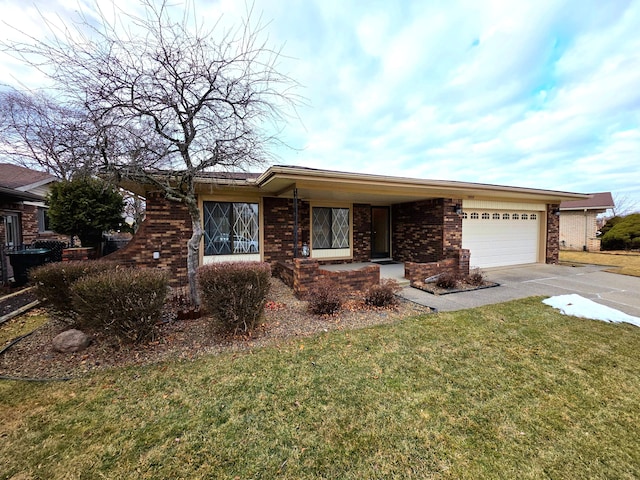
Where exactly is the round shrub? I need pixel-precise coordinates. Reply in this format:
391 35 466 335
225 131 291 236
29 260 119 322
197 262 272 334
307 277 343 315
365 279 401 308
71 268 169 343
435 272 460 290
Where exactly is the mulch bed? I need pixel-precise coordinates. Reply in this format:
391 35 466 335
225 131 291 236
411 280 500 295
0 278 433 380
0 288 38 319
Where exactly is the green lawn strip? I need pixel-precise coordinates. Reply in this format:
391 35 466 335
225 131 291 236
1 297 639 479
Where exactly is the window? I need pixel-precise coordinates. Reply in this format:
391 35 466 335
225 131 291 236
521 214 528 220
4 214 21 248
203 202 259 255
470 212 479 219
37 207 51 232
492 213 500 220
512 213 519 220
503 213 510 220
462 212 468 219
481 213 490 219
530 214 537 220
312 207 349 249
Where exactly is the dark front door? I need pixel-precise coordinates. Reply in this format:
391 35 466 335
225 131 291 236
371 207 390 258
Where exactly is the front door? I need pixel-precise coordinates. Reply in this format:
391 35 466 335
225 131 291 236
371 207 390 258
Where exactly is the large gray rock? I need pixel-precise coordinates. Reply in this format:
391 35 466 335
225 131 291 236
52 329 92 353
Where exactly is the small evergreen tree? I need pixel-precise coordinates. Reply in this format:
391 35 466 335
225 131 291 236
601 214 640 251
47 177 124 249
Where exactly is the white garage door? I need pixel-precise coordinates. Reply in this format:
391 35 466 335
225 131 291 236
462 210 541 268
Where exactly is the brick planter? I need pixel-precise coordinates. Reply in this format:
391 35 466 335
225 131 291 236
274 258 381 298
405 249 470 285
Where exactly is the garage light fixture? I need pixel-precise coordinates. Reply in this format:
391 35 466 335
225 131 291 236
454 204 463 215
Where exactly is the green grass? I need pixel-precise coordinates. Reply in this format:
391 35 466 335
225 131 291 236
2 298 639 479
560 250 640 276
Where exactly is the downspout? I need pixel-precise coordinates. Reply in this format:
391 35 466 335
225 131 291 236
293 188 299 258
583 208 588 251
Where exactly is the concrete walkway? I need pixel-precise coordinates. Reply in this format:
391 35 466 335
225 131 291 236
394 263 640 316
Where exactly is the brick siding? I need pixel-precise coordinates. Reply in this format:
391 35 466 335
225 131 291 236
104 191 193 286
391 198 462 263
353 204 371 261
262 197 310 264
546 204 560 264
560 210 602 251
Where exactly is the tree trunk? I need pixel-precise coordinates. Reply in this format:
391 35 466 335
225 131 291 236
185 198 203 307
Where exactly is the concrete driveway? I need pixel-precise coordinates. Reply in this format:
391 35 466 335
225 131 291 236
399 263 640 316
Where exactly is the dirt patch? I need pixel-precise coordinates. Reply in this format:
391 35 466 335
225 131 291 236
411 280 499 295
0 278 432 380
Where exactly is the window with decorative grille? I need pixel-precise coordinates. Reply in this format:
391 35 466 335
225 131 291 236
312 207 349 249
203 202 259 255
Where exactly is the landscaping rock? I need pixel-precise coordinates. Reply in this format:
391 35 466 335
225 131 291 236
52 329 92 353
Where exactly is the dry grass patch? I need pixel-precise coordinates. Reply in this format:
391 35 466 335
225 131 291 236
1 297 639 479
559 250 640 276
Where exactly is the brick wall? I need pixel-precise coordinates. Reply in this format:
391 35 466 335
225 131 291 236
546 204 560 264
391 198 462 263
353 204 371 261
104 191 193 286
404 249 470 284
275 258 380 298
262 197 310 264
560 210 602 251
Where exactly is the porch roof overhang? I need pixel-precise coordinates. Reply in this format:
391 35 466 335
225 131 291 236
0 185 45 203
254 165 589 205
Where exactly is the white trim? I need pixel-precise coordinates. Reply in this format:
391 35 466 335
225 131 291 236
312 248 351 259
203 254 261 264
463 199 546 211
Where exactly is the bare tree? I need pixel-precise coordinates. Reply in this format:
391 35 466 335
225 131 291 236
609 194 638 217
2 0 298 304
0 88 96 179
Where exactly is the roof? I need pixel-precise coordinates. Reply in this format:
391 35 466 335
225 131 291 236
121 164 590 204
252 165 589 204
0 163 58 191
559 192 615 211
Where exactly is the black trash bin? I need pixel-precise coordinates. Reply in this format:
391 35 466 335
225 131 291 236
8 248 51 287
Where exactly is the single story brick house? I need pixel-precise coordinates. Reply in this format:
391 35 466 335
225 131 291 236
559 192 614 252
111 165 588 289
0 163 61 247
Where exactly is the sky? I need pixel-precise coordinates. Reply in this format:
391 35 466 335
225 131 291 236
1 0 639 211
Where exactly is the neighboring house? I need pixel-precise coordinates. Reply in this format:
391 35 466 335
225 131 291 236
110 165 588 286
559 192 615 251
0 163 63 284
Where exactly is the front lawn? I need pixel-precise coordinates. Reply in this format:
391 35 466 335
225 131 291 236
1 297 639 479
560 250 640 277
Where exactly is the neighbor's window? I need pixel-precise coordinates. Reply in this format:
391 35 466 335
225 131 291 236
312 207 349 249
203 202 259 255
37 207 51 232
